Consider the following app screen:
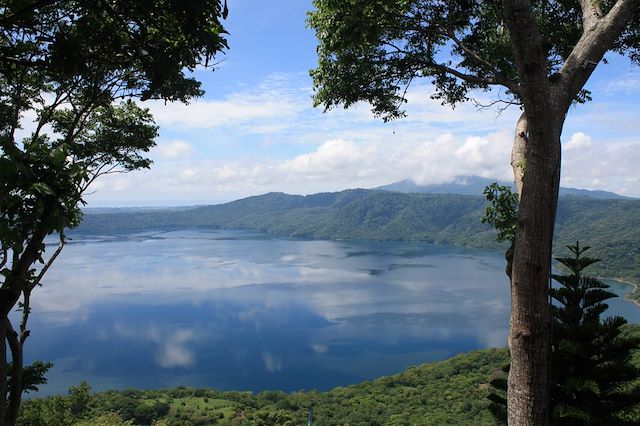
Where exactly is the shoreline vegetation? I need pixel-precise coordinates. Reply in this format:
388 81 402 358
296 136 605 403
18 349 513 425
620 280 640 307
17 333 640 425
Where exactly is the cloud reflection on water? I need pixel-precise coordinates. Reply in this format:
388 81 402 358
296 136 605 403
25 230 532 394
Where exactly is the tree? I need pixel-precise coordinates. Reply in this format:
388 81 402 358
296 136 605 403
549 243 640 424
0 1 228 424
308 1 639 424
489 243 640 425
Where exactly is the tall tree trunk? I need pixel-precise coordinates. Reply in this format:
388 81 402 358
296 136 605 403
5 320 21 426
507 112 561 425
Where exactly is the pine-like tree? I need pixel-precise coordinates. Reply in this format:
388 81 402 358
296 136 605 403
489 243 640 425
549 243 640 425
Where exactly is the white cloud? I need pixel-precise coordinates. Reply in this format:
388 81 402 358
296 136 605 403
279 139 375 178
155 140 193 159
147 96 297 130
94 129 514 202
72 71 640 205
111 177 131 192
562 134 640 196
598 73 640 94
144 74 308 133
565 132 592 150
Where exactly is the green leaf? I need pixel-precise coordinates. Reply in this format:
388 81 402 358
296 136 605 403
31 182 55 196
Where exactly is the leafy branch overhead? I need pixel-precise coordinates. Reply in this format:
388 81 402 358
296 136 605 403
308 0 640 120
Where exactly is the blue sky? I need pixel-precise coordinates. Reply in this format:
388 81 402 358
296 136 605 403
86 0 640 206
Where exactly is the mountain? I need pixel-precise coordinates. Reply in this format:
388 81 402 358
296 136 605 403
376 176 513 196
74 188 640 284
557 187 632 199
376 176 631 200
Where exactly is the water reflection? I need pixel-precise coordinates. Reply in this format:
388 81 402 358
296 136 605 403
22 230 638 395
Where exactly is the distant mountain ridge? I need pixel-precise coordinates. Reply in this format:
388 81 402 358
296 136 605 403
75 188 640 285
376 176 632 200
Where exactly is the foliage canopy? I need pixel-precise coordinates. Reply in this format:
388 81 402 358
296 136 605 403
308 0 639 119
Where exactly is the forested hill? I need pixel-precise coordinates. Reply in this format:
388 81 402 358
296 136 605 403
75 189 640 283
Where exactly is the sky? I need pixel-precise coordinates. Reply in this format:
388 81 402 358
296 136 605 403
85 0 640 207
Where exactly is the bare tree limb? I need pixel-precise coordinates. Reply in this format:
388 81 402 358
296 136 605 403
30 232 65 291
447 28 500 77
429 62 522 97
18 291 30 347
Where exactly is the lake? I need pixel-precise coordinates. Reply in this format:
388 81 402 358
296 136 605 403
20 229 640 396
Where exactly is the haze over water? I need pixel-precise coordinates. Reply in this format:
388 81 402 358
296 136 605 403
23 229 639 395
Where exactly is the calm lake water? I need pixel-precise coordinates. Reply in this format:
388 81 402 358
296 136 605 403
21 229 640 396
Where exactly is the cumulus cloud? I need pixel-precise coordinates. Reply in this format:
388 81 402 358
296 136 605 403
278 139 376 180
565 132 592 150
562 133 640 196
76 72 640 205
154 140 193 159
394 130 513 185
143 74 307 133
101 129 514 201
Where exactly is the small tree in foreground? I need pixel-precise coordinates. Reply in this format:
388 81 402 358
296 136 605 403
549 243 640 425
489 243 640 425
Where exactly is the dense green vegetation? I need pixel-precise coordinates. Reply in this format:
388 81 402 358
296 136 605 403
74 190 640 290
17 328 640 425
20 348 511 425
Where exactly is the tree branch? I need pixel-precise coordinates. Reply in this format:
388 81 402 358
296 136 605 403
502 0 553 113
30 232 65 292
18 290 31 347
0 244 7 270
0 208 53 314
555 0 640 112
578 0 604 30
447 28 500 77
429 62 521 96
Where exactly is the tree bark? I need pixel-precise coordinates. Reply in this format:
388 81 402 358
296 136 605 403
501 0 639 422
501 1 558 420
0 210 54 426
5 321 22 426
511 113 528 197
507 115 561 426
